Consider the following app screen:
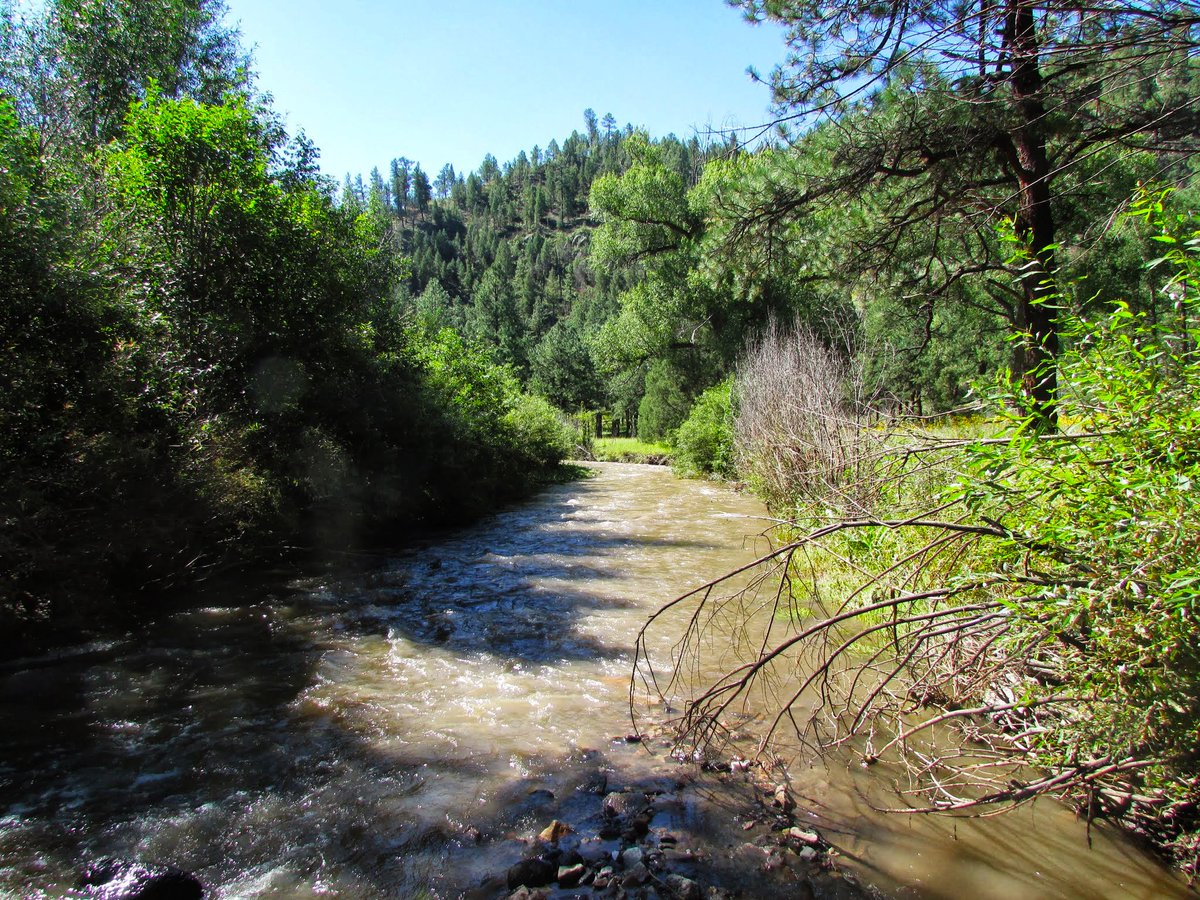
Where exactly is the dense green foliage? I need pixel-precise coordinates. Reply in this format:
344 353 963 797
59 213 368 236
344 123 718 409
957 195 1200 829
671 378 736 479
649 193 1200 872
0 1 575 646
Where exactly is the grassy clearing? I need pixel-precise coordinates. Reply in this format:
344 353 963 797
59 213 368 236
587 437 672 465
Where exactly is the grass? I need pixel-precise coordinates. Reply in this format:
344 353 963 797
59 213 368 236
588 437 672 465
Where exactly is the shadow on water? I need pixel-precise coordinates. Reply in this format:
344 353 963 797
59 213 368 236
0 464 780 897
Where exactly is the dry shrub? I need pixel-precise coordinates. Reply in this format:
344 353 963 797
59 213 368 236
734 319 886 516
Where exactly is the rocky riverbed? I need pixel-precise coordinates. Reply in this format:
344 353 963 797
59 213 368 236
463 736 878 900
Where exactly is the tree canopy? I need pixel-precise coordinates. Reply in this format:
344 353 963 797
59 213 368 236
730 0 1200 420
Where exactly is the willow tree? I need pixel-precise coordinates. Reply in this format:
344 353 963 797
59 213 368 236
731 0 1200 422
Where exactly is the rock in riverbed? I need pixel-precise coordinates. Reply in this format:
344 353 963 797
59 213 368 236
486 757 876 900
505 856 556 889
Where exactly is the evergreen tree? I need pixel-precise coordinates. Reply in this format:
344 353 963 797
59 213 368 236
730 0 1200 421
411 164 432 219
390 157 410 218
434 163 456 199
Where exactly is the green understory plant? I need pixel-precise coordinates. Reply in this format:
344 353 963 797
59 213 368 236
672 377 736 479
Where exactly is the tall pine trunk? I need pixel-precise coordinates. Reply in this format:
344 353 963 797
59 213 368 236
1006 0 1059 427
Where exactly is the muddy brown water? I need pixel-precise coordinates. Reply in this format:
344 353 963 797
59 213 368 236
0 462 1191 898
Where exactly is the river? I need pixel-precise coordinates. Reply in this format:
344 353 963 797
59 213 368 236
0 462 1191 898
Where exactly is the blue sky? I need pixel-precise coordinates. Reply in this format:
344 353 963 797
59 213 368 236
224 0 789 182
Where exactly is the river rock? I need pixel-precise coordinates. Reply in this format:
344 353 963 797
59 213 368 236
556 863 586 887
506 857 556 890
79 859 203 899
602 790 641 817
620 846 644 869
622 862 649 887
624 811 653 839
787 827 821 845
598 820 623 839
665 873 703 900
577 844 610 866
773 784 796 812
538 819 572 843
762 846 787 871
577 770 609 795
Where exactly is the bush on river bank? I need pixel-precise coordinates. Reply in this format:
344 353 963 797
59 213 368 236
0 93 573 652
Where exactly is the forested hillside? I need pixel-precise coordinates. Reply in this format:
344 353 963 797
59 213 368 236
350 12 1197 453
338 119 729 428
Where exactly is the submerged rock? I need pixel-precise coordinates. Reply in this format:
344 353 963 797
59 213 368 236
577 769 609 795
621 861 649 887
665 873 703 900
505 888 548 900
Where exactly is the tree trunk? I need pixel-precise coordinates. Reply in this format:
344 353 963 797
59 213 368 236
1007 0 1059 428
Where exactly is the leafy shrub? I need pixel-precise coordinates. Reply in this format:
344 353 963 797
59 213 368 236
0 92 577 643
673 378 736 479
503 394 576 470
949 188 1200 858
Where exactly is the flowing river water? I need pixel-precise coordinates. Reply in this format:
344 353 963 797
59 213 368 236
0 462 1192 899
